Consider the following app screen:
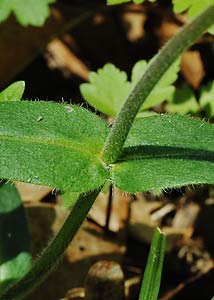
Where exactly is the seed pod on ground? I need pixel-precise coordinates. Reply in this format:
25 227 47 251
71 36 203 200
85 260 125 300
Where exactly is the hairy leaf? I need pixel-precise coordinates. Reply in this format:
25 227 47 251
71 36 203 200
166 84 199 115
172 0 214 34
0 183 31 294
199 81 214 118
0 101 109 192
80 59 180 117
112 114 214 192
0 0 54 26
139 228 166 300
0 81 25 102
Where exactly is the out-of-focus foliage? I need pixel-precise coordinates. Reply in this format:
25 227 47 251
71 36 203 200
80 59 180 117
199 81 214 117
173 0 214 33
0 0 54 26
107 0 155 5
0 183 31 294
166 83 199 115
0 81 25 102
166 80 214 118
107 0 214 33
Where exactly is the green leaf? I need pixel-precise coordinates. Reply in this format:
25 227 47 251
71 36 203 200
0 0 54 27
112 114 214 192
139 228 166 300
199 81 214 118
80 64 130 117
131 58 180 110
172 0 214 34
0 101 109 192
166 83 199 115
107 0 155 5
0 182 31 293
107 0 131 4
80 59 180 117
0 81 25 102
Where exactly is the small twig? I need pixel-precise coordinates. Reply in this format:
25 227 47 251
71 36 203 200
160 270 213 300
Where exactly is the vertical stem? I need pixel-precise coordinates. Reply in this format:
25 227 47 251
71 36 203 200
102 5 214 164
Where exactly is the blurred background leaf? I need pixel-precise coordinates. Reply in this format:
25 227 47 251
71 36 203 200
0 182 31 294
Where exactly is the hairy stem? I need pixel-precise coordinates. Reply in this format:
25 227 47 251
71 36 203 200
2 5 214 300
0 190 100 300
102 4 214 164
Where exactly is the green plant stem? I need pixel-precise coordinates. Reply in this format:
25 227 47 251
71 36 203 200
139 228 166 300
2 5 214 300
102 4 214 164
0 190 100 300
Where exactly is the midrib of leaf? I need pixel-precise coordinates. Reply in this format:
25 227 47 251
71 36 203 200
120 146 214 162
0 134 103 161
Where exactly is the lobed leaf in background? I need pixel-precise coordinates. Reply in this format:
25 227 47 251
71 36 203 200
139 228 166 300
132 58 180 110
0 182 31 294
0 81 25 102
80 59 180 117
166 83 199 115
111 114 214 192
173 0 214 33
107 0 155 5
80 64 130 117
165 80 214 118
0 101 109 192
199 80 214 118
0 0 54 27
108 0 214 33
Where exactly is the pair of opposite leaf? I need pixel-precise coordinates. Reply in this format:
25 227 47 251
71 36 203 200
1 81 214 196
1 81 167 298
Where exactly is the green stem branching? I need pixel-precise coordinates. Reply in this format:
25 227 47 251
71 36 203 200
1 4 214 300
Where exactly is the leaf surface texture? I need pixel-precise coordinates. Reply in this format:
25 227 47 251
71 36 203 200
112 114 214 192
0 102 109 192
